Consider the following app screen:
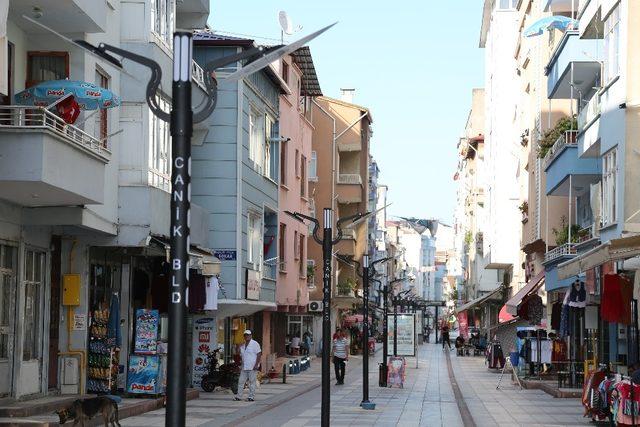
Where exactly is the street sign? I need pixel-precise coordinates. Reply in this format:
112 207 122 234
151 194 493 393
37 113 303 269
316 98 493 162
213 250 236 261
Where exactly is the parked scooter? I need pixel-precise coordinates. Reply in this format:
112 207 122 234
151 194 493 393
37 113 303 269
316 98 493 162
200 349 240 394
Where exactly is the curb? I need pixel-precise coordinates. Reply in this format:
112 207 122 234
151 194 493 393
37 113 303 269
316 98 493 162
445 350 477 427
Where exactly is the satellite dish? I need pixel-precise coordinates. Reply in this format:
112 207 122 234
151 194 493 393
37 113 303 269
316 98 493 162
279 11 293 35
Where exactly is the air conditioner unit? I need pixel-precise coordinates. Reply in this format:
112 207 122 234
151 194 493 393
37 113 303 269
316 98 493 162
308 300 322 312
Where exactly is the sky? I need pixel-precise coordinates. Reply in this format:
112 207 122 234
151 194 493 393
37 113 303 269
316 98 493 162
208 1 485 224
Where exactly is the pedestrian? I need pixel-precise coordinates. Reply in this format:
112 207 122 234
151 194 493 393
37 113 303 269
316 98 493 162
332 328 349 385
233 330 262 402
441 324 452 351
302 331 312 356
291 334 301 355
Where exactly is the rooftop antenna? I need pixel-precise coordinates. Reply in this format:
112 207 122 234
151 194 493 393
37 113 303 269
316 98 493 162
279 10 302 44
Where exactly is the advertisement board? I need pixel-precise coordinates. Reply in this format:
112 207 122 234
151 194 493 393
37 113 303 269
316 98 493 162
127 355 161 394
134 309 159 354
457 311 469 339
387 314 415 356
192 316 217 389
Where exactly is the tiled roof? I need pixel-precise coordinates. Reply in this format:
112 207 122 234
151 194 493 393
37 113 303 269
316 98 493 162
291 46 322 97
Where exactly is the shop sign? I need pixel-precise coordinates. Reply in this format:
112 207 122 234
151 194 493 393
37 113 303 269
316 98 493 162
387 356 406 388
192 316 217 389
457 311 469 339
127 355 162 394
73 314 87 331
387 314 415 356
246 269 261 300
213 250 237 261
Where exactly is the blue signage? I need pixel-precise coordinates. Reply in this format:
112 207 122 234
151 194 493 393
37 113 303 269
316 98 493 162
213 250 236 261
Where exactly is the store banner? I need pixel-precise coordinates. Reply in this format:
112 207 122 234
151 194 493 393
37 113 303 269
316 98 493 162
134 309 159 354
192 316 217 389
386 314 415 356
457 311 469 339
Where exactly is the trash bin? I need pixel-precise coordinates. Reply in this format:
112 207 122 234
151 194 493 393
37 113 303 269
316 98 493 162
379 363 388 387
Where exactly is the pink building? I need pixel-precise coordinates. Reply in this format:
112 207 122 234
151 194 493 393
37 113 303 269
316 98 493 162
271 48 322 355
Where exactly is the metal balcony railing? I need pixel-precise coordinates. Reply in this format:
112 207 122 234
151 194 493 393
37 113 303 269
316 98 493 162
578 94 601 131
544 243 577 262
263 257 277 280
543 130 578 169
191 61 207 91
0 105 110 161
337 174 362 185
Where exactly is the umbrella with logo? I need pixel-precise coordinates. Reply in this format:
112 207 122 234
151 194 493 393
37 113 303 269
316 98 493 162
524 15 578 37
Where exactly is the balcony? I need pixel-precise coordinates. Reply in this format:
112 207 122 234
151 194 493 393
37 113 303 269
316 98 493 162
0 106 109 207
10 0 108 33
544 243 577 263
546 31 603 99
337 174 363 204
577 95 602 158
578 93 601 131
176 0 210 29
544 131 601 197
263 258 277 281
338 174 362 185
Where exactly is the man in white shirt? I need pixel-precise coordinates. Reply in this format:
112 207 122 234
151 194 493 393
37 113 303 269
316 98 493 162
234 330 262 402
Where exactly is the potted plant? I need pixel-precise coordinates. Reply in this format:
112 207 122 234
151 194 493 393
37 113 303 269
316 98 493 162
337 278 357 296
538 116 578 158
552 216 586 245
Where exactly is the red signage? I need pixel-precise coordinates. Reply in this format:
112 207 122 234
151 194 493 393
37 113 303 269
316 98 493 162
457 311 469 339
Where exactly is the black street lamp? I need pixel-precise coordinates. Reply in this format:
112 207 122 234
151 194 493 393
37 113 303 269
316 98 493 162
285 209 369 426
336 254 391 408
35 20 336 426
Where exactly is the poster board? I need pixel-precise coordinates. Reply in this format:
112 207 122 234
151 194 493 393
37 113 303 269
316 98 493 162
127 355 161 394
387 314 416 357
134 309 159 354
387 356 406 388
192 316 217 389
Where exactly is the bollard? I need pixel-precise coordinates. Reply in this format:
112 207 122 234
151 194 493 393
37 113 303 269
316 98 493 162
282 363 287 384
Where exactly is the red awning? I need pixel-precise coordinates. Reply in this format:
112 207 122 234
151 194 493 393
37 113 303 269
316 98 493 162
505 270 545 316
498 305 515 323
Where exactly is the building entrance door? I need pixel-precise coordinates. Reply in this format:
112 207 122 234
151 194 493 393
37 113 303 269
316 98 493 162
0 244 17 397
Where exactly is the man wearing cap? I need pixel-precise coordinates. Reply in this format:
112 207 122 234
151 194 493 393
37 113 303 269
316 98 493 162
234 329 262 402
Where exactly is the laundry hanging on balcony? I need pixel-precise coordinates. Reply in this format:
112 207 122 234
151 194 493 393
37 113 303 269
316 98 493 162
14 80 121 111
523 16 578 37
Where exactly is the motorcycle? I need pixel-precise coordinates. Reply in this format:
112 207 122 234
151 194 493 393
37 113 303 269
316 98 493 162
200 349 240 394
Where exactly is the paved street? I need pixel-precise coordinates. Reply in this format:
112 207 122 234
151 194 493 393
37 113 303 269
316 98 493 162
119 343 591 426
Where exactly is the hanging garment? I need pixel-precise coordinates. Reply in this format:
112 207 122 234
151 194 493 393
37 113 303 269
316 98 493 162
568 280 587 308
527 294 544 325
551 339 567 362
551 302 563 331
107 293 121 347
559 303 570 338
203 276 219 311
586 268 596 295
518 295 530 320
620 275 634 326
602 274 624 323
188 274 206 311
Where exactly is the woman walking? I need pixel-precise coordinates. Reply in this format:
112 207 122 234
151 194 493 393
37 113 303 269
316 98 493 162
332 328 349 385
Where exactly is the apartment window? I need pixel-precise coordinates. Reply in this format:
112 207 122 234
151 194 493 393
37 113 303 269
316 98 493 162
300 155 307 197
26 51 68 88
23 249 45 361
295 149 300 177
309 151 318 181
265 115 279 182
604 5 620 84
151 0 174 46
602 149 617 226
148 94 171 191
294 230 299 260
95 68 109 146
279 223 286 271
498 0 517 10
299 234 305 277
281 60 289 84
249 107 265 173
0 245 16 359
280 140 287 186
247 212 262 268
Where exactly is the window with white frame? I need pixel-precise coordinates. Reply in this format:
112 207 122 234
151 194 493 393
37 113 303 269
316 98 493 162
151 0 174 46
148 94 171 191
309 151 318 181
604 5 620 84
498 0 517 10
602 148 617 226
294 230 299 260
265 114 279 182
249 107 265 173
247 211 263 268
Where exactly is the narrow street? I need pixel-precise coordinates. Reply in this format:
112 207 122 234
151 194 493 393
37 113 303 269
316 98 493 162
119 343 589 427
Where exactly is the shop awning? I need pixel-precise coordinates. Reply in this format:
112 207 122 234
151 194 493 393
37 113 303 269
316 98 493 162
455 286 503 314
505 270 545 316
558 235 640 279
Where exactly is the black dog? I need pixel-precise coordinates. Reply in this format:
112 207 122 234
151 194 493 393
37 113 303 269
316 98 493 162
56 396 121 426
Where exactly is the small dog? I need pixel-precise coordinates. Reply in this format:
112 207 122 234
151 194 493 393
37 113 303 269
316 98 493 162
56 396 121 426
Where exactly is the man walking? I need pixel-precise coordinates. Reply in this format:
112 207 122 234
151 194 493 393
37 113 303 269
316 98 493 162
332 328 349 385
442 324 452 351
234 330 262 402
